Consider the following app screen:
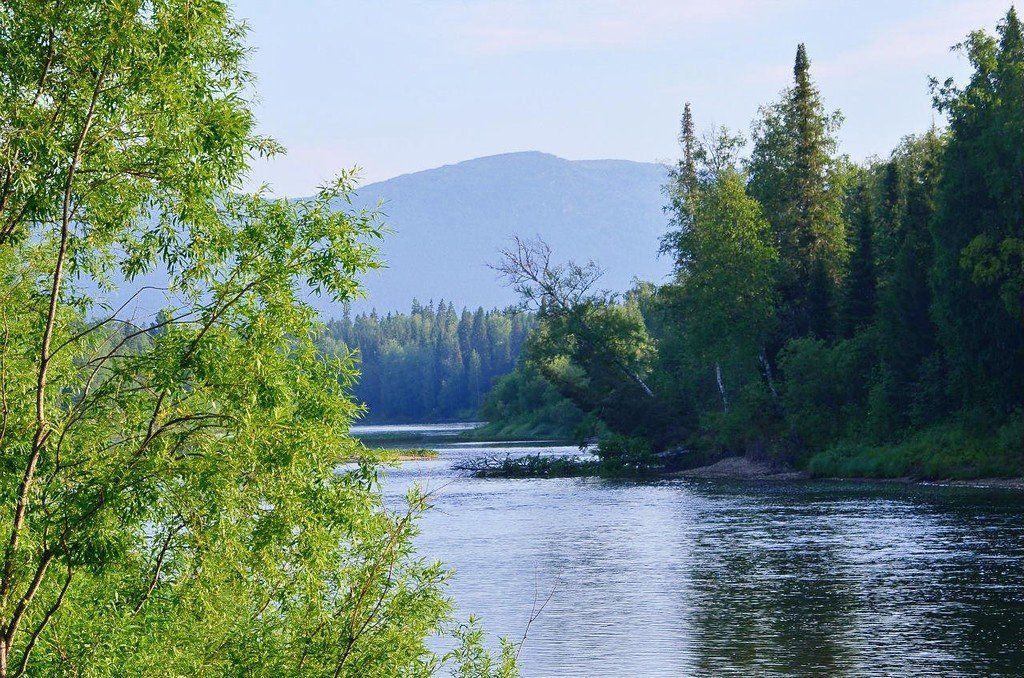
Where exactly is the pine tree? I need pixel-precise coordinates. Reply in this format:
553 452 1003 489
749 44 847 342
839 179 876 336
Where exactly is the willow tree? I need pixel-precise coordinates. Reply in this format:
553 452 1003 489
0 2 512 675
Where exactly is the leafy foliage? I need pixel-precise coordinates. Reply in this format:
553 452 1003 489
475 362 588 440
0 2 511 675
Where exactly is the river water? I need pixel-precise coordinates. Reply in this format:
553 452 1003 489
356 424 1024 677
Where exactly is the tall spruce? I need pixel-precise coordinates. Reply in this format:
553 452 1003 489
873 134 944 425
661 102 699 272
839 177 876 336
749 44 847 342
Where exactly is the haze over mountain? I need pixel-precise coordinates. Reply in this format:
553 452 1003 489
86 151 672 321
343 151 672 314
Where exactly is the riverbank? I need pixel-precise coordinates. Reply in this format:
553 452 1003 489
667 456 807 480
668 455 1024 490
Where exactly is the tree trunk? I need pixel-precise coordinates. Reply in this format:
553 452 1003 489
759 347 779 402
715 363 729 413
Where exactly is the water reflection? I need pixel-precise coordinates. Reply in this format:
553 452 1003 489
375 432 1024 676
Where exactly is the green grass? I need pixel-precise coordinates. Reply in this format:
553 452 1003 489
807 415 1023 480
458 420 573 442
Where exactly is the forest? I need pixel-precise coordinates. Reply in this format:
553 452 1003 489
483 11 1024 479
320 303 531 422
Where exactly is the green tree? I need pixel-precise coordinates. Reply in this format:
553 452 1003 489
749 44 848 341
873 133 944 427
494 237 677 445
323 304 531 421
0 2 511 675
931 7 1024 412
839 175 877 337
661 101 699 270
672 131 778 414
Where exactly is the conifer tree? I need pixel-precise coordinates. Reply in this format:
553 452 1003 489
661 102 699 272
839 179 876 336
749 44 847 341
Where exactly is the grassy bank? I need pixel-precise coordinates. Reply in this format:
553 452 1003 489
458 420 574 442
806 416 1023 480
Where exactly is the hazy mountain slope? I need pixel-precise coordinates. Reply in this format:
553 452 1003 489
344 151 672 313
85 152 672 321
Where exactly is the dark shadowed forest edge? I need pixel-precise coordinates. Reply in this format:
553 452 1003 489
404 11 1024 483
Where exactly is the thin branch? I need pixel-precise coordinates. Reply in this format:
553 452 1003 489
132 522 183 615
12 563 72 678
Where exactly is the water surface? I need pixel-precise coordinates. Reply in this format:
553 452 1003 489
370 425 1024 677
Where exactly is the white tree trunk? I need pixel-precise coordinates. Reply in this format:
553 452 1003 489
759 348 779 401
715 362 729 413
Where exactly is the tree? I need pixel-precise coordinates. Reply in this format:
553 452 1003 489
661 102 699 271
749 44 848 342
493 237 679 444
323 304 532 421
0 2 510 675
931 7 1024 412
873 133 944 425
660 129 781 453
839 175 877 337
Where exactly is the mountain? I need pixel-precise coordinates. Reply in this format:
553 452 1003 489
86 152 673 320
342 151 673 314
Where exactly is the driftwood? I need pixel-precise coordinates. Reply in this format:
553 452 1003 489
454 453 598 478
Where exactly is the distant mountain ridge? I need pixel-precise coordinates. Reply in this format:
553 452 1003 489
341 151 673 314
88 152 673 320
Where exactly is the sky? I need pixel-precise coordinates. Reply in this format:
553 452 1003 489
231 0 1012 196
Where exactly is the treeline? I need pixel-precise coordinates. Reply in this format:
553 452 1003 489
490 10 1023 478
321 302 532 421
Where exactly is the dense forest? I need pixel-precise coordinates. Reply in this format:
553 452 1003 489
486 10 1023 478
321 303 532 422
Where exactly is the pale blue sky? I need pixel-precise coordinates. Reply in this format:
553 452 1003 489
233 0 1011 196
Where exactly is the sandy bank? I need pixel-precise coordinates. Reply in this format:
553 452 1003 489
668 456 808 480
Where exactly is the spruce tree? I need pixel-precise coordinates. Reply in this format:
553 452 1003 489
839 179 876 336
661 102 699 273
749 44 847 342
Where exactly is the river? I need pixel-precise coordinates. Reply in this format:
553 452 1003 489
354 423 1024 677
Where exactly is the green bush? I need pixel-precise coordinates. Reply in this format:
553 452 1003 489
779 333 877 454
596 434 658 474
807 413 1024 479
